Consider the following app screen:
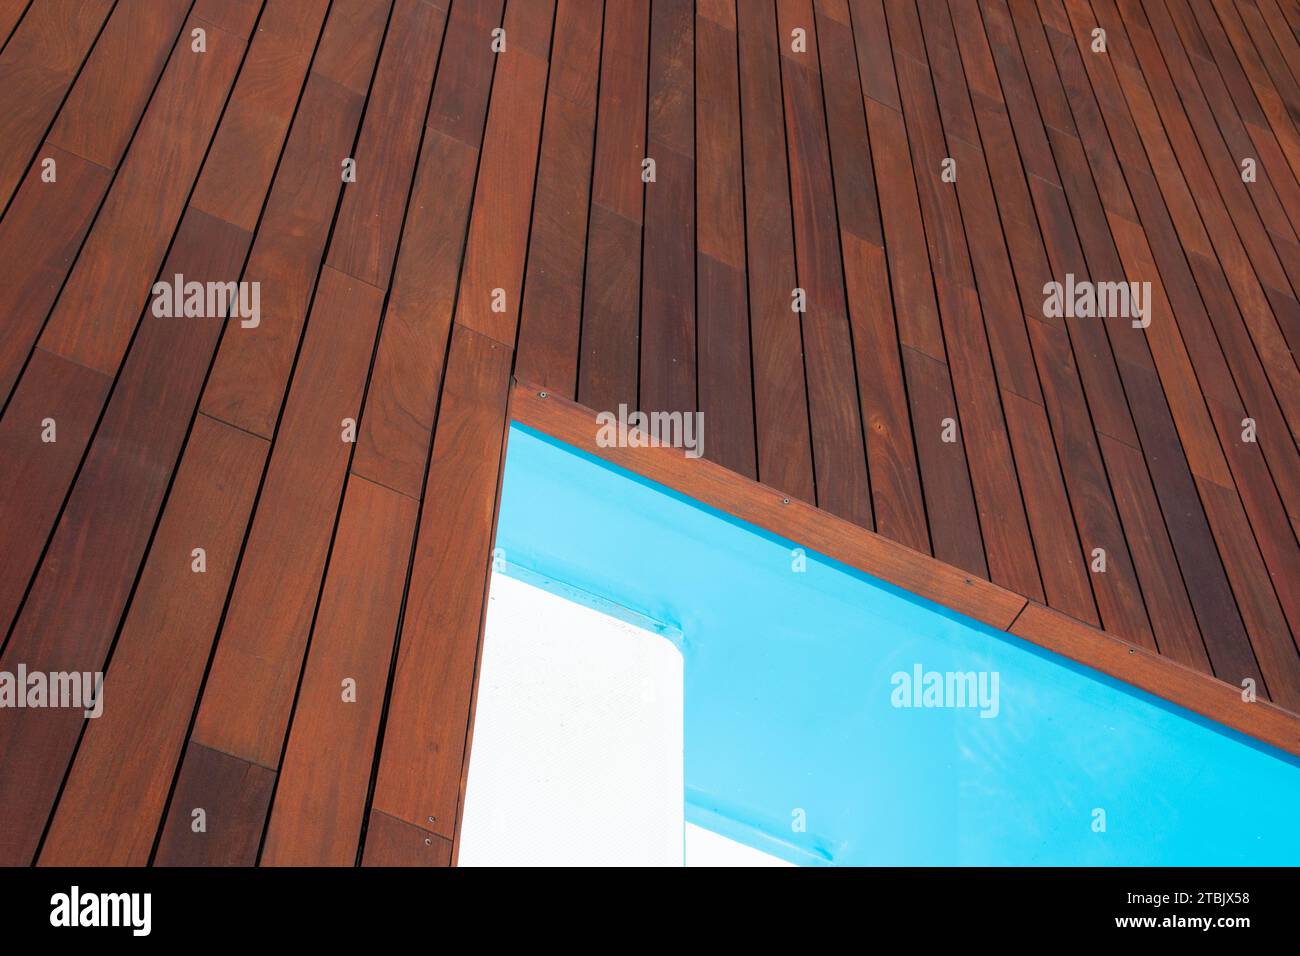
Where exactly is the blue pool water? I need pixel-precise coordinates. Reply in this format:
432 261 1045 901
493 423 1300 865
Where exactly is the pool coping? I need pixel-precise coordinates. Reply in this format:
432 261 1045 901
504 379 1300 762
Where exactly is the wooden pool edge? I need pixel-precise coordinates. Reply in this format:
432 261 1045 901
504 379 1300 763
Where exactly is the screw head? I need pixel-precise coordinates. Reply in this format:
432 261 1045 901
538 391 548 398
781 497 790 505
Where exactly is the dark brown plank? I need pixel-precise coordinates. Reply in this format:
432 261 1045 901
200 4 386 438
366 325 512 848
454 0 555 348
326 0 447 289
35 10 247 375
45 0 190 170
190 0 331 232
887 0 1040 597
261 477 417 865
39 415 266 866
154 742 276 867
780 5 873 528
694 2 757 479
0 0 113 211
0 147 108 406
736 0 815 501
0 0 191 406
0 207 252 866
515 0 602 400
577 0 648 413
188 267 385 772
638 0 695 417
0 348 109 640
0 0 30 51
817 1 926 548
361 809 453 867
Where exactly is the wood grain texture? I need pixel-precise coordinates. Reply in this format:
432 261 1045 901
0 208 251 866
0 0 113 211
191 267 385 770
515 0 602 399
39 415 266 866
577 0 648 412
36 11 247 375
454 0 554 348
154 742 276 867
261 476 417 866
361 809 453 867
368 325 512 843
325 0 446 289
1 0 1298 865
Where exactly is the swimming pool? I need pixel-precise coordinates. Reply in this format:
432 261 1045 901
488 422 1300 866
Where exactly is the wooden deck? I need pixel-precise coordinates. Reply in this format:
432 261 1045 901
0 0 1297 865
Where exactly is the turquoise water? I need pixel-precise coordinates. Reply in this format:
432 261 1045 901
494 423 1300 866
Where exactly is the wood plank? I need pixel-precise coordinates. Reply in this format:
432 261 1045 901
736 0 815 502
0 0 31 52
0 206 252 866
367 325 512 846
153 742 276 867
424 0 502 144
261 477 417 865
351 131 477 498
1023 316 1155 648
638 0 695 417
515 0 602 399
326 0 447 289
780 11 872 528
1001 389 1098 624
36 10 247 375
0 348 109 641
34 3 386 863
46 0 191 170
453 0 555 347
0 0 113 212
190 0 331 232
189 267 385 772
38 415 266 866
694 4 757 479
1049 0 1299 689
577 0 648 412
351 2 507 501
900 345 988 577
0 0 192 406
818 4 926 549
0 146 109 406
361 809 453 867
199 74 377 437
887 0 1041 597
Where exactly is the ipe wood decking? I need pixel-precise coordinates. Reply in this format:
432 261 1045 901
0 0 1296 865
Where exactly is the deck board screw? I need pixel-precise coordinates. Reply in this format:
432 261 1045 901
538 391 547 398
